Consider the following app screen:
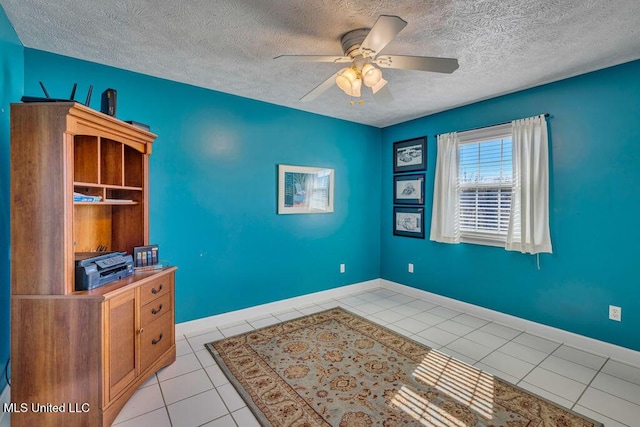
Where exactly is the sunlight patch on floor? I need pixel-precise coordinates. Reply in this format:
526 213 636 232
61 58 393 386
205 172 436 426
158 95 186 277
391 385 470 426
415 350 495 418
392 349 496 424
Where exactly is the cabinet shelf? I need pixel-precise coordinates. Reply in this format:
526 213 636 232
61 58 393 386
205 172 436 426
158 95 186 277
74 182 144 192
74 200 139 206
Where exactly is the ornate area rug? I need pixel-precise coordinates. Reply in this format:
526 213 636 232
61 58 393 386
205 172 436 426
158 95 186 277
205 307 602 427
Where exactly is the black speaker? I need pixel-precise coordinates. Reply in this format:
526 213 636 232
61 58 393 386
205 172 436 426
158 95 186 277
101 88 117 117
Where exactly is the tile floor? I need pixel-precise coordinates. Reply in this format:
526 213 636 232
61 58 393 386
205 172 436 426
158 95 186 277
3 287 638 426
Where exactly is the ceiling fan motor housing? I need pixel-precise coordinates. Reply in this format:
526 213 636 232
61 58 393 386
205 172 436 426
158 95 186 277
341 28 370 58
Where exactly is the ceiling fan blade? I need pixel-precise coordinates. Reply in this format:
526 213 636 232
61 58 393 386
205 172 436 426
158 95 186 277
274 55 351 63
300 69 346 102
360 15 407 57
374 55 459 73
372 85 393 105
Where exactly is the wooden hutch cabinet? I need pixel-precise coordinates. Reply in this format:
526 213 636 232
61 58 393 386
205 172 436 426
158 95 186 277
10 102 177 426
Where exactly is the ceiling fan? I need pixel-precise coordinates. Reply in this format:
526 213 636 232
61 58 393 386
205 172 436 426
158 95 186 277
274 15 459 104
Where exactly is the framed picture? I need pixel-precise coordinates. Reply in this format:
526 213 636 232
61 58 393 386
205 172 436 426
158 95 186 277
278 164 334 214
393 174 425 205
393 206 425 238
393 137 427 173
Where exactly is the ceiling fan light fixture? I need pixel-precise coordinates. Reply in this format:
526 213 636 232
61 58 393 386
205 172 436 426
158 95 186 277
371 77 388 94
336 68 357 89
362 63 383 88
351 78 362 97
336 68 361 96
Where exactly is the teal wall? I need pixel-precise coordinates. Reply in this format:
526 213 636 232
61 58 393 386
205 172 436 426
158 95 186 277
381 60 640 351
22 49 382 323
0 5 23 393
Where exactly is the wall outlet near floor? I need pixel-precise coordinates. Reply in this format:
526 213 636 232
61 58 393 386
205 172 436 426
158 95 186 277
609 305 622 322
408 263 414 273
340 263 345 273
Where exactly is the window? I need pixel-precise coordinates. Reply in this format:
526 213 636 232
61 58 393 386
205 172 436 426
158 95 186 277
457 124 513 245
431 115 551 253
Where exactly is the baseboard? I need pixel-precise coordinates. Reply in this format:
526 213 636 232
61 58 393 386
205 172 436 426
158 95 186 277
381 279 640 367
175 277 639 367
175 279 381 336
0 384 9 425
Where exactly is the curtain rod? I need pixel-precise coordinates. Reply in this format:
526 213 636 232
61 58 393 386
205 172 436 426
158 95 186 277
436 113 550 137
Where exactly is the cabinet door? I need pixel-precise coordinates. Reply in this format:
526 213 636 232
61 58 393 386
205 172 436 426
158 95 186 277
105 289 137 402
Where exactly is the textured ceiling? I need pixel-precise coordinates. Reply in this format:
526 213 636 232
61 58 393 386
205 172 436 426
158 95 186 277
3 0 640 127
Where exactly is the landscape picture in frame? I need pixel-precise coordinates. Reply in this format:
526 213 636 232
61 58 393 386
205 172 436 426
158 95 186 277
278 164 334 214
393 206 425 238
393 136 427 173
393 174 425 205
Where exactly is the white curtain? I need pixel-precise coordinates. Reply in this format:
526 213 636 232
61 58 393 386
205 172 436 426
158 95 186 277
430 132 461 244
506 115 553 254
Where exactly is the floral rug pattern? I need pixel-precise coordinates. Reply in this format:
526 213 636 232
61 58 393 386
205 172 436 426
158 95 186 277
206 307 601 427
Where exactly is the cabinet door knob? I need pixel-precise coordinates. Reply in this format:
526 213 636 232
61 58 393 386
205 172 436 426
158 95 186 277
151 304 163 315
152 333 163 345
151 284 163 294
139 328 145 334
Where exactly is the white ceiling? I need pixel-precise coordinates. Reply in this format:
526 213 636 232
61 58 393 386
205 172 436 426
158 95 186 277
3 0 640 128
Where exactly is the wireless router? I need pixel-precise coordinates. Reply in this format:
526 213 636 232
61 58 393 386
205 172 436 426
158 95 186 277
21 81 93 106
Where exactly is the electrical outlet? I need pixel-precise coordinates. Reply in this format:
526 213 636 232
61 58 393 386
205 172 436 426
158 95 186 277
408 263 414 273
340 263 345 273
609 305 622 322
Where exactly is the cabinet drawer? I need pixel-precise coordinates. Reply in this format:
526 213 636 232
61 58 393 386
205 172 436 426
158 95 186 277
139 275 172 306
140 292 171 327
140 310 173 372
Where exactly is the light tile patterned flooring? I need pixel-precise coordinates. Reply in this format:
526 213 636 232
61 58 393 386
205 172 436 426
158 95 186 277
5 288 637 426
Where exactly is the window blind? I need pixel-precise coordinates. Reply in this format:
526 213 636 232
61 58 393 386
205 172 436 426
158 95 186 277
458 134 513 240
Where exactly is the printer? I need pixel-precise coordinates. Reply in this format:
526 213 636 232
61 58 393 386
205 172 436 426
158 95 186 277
75 251 134 291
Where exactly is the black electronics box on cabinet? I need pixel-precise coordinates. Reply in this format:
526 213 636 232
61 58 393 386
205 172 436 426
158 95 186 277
125 120 151 131
101 88 117 116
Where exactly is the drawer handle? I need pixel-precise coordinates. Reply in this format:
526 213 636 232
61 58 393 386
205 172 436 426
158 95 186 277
151 284 163 294
152 333 163 345
151 304 164 315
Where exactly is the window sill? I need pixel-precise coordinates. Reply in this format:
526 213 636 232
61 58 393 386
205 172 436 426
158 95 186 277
460 234 506 248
